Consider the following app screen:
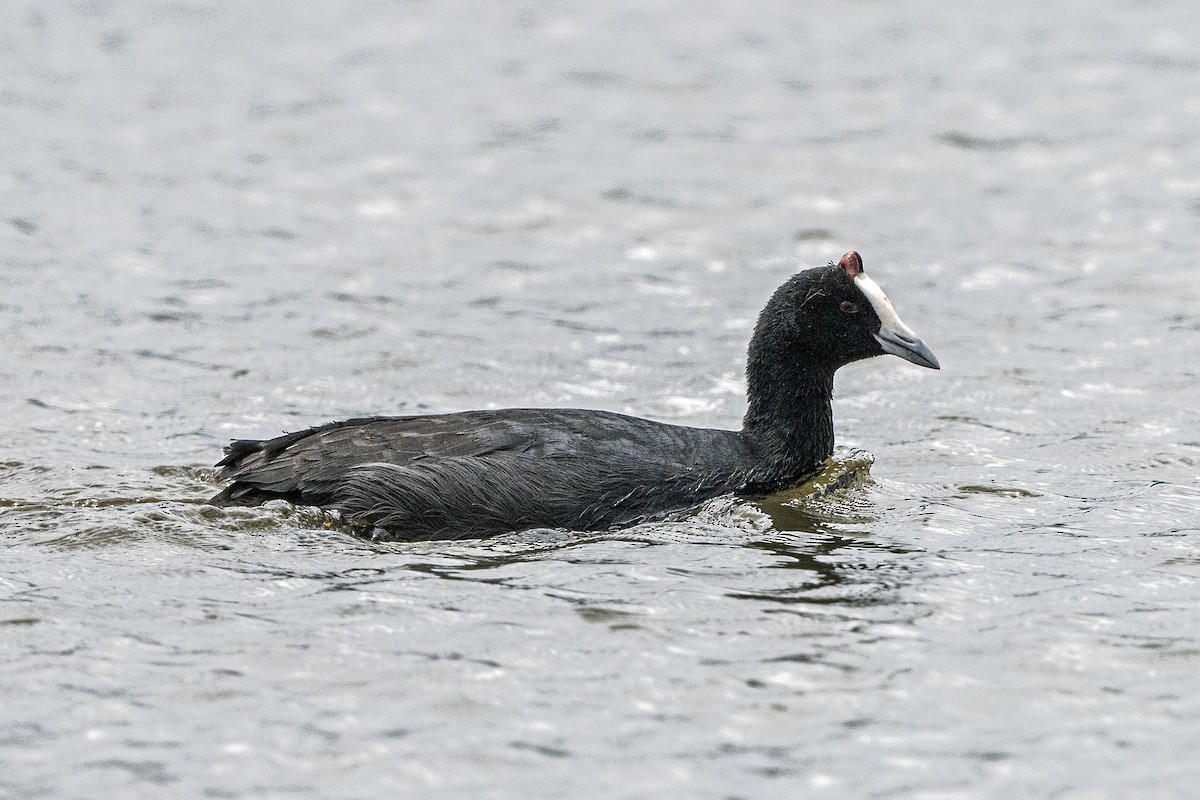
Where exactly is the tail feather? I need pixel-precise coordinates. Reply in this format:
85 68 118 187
210 438 296 506
216 439 267 469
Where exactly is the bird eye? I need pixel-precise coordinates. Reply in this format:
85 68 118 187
839 301 859 314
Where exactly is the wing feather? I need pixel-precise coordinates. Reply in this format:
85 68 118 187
210 408 755 536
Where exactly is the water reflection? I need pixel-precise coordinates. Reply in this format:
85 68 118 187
751 449 876 533
733 461 930 616
732 532 923 610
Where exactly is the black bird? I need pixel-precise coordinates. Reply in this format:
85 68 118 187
209 251 939 540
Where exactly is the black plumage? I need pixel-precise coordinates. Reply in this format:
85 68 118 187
209 252 939 540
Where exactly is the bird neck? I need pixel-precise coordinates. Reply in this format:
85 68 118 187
740 344 836 486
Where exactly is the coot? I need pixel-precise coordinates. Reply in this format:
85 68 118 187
209 251 938 539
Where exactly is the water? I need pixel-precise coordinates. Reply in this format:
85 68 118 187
3 1 1199 797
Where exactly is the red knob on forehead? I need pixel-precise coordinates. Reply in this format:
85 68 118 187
837 251 864 278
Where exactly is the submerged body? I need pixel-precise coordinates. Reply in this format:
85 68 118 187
212 409 774 538
210 252 939 540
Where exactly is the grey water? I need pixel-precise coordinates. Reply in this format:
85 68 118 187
3 1 1199 798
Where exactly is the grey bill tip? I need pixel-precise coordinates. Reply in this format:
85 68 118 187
874 328 941 370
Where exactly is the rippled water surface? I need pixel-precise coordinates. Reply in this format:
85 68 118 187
3 1 1199 798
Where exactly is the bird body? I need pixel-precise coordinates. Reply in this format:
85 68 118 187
210 252 939 540
213 409 760 538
